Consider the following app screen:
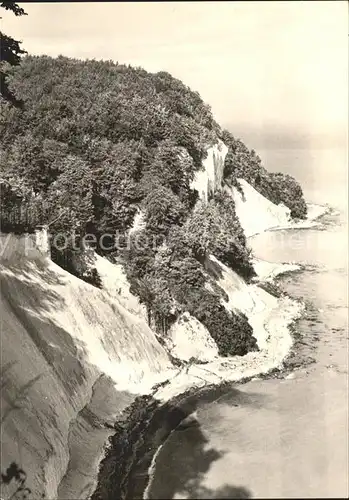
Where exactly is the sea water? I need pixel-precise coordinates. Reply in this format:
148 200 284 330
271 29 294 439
147 147 348 499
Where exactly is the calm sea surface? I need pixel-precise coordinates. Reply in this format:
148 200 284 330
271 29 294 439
147 148 348 499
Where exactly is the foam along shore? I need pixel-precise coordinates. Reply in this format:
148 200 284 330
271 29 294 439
156 191 329 398
252 257 301 282
0 171 328 499
143 197 330 499
143 255 304 500
153 261 303 403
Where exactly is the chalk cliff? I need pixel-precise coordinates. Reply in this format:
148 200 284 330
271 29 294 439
0 142 306 499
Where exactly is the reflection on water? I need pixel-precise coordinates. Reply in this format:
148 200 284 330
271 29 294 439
148 148 348 499
148 386 268 499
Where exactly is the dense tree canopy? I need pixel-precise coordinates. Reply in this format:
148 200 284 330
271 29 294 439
0 54 307 356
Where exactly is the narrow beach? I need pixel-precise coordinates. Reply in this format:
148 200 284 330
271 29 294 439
138 204 331 499
145 203 348 499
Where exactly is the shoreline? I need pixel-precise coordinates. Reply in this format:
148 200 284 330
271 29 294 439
153 204 329 400
143 280 302 500
141 202 330 499
91 203 330 500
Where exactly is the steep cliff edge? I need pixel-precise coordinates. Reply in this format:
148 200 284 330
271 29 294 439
0 55 313 500
162 142 301 364
190 139 228 202
1 141 315 499
0 231 174 499
227 179 291 237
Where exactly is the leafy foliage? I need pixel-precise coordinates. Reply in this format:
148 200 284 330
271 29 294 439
0 55 287 356
123 222 257 356
212 191 256 278
0 56 216 231
181 193 255 279
258 171 308 219
222 129 307 219
0 2 27 106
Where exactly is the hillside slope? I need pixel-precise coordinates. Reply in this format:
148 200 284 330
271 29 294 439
0 54 308 360
226 178 291 237
0 54 311 500
0 189 311 499
0 230 173 499
190 139 228 202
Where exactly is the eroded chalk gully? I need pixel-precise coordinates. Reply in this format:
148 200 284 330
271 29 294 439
92 204 331 500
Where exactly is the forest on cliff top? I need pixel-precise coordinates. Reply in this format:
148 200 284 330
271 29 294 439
0 53 307 357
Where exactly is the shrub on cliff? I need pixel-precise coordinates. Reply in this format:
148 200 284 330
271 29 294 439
259 172 307 219
212 191 256 279
179 285 258 356
182 193 255 279
143 186 187 235
1 55 260 357
222 129 307 219
124 226 257 356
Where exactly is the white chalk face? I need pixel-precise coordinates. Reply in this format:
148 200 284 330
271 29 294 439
1 4 347 500
190 141 228 202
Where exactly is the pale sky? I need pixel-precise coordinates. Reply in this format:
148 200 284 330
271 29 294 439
1 1 348 148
